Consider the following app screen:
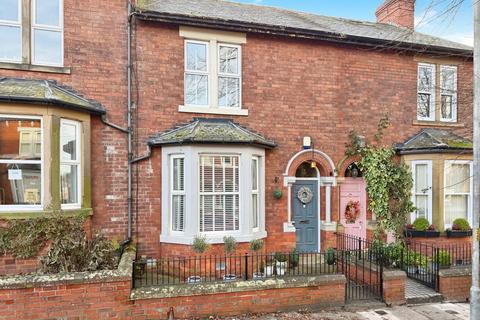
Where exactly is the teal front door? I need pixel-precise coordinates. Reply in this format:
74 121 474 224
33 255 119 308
293 180 319 252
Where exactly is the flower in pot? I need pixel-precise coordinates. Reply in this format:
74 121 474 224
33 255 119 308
223 236 237 282
326 248 336 266
274 252 288 276
446 218 472 237
188 235 210 284
433 250 451 269
249 239 265 279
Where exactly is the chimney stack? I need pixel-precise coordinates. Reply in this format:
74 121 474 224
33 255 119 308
375 0 415 29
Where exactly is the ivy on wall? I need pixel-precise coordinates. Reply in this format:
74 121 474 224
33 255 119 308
345 115 415 240
0 212 119 273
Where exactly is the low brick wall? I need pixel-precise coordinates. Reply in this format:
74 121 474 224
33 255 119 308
438 266 471 302
383 270 406 306
0 250 347 319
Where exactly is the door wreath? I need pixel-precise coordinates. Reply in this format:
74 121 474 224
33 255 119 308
344 200 361 223
297 186 314 204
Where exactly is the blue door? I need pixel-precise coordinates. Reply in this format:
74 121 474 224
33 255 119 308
293 181 319 252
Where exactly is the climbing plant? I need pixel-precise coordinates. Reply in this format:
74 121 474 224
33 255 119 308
345 115 414 240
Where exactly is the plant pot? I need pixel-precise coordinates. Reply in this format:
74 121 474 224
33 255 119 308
223 274 237 282
253 272 265 279
446 229 472 238
187 276 202 284
265 265 274 276
276 261 287 276
404 230 440 238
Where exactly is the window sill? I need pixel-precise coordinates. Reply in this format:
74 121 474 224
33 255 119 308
179 105 249 116
160 230 267 245
0 208 92 220
0 62 71 74
413 120 464 128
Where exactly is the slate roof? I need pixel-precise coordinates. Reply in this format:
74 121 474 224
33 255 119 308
0 77 106 115
136 0 472 55
395 129 472 154
148 118 276 148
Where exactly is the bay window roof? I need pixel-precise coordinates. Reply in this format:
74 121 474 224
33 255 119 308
149 118 276 149
396 129 472 154
0 77 105 115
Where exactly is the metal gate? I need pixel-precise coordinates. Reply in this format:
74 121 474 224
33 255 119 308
402 241 440 290
336 233 384 302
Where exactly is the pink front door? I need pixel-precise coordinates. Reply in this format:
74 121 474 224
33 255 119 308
340 178 367 239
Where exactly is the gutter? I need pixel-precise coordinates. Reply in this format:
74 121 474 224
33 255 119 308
135 11 473 58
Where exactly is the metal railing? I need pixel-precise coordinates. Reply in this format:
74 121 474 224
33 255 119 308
132 251 339 288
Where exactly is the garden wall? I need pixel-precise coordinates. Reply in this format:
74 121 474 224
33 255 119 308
438 266 471 302
0 250 347 319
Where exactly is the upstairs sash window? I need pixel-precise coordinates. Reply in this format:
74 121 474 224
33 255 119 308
417 63 436 121
440 65 458 122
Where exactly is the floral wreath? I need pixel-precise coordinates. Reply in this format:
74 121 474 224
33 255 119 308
344 200 361 223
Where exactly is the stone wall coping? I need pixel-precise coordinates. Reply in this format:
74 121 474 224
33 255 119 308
130 274 346 300
439 266 472 277
0 249 135 290
383 269 406 280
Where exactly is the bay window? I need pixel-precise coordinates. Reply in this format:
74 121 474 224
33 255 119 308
411 161 432 223
161 145 266 244
444 161 472 227
60 119 81 208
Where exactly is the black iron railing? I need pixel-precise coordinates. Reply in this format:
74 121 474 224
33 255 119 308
132 251 339 288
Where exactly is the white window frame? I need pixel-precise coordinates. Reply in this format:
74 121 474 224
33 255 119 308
0 114 43 212
198 153 240 234
411 160 433 223
184 39 210 108
170 155 186 233
31 0 64 67
417 63 436 122
444 160 473 229
440 65 458 123
0 0 22 63
60 119 81 210
252 156 260 232
217 43 242 109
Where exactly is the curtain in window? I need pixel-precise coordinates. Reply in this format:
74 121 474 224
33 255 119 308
414 164 429 220
445 163 470 225
172 157 185 232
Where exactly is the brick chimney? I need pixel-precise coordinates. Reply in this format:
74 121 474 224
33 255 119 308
375 0 415 29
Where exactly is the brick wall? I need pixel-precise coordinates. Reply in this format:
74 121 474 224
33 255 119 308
438 267 471 302
382 270 406 306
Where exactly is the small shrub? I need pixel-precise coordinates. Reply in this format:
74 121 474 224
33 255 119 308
223 236 237 255
326 248 336 265
290 249 299 268
249 239 264 252
433 250 451 267
192 235 210 254
274 252 287 262
385 242 404 267
404 250 420 266
413 218 430 231
452 218 470 231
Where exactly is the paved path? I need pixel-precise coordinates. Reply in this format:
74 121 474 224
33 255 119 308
220 303 470 320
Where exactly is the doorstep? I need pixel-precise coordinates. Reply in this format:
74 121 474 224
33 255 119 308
405 279 443 305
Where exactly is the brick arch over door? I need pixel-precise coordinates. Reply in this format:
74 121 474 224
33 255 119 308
284 149 336 178
337 155 362 177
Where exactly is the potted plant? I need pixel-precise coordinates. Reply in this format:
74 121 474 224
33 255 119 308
432 250 451 269
249 239 265 279
326 248 336 266
188 235 210 284
274 252 288 276
404 218 440 237
223 236 237 282
446 218 473 237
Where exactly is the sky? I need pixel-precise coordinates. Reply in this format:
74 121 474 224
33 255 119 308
234 0 474 46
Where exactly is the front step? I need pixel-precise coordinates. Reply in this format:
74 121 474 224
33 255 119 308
406 278 444 305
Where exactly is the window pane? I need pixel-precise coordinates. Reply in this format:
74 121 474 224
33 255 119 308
445 164 470 193
61 122 77 161
0 117 41 160
185 74 208 106
0 26 21 62
252 194 258 228
172 195 185 232
218 77 240 108
0 0 19 22
35 0 60 26
415 164 428 193
441 67 456 92
417 93 431 118
414 195 427 220
252 158 258 191
219 46 239 74
60 164 78 204
33 29 62 65
173 158 184 191
445 195 468 226
441 95 453 119
0 163 41 205
418 65 433 92
186 42 207 71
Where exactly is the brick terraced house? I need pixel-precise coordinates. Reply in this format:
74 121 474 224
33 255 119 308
0 0 474 272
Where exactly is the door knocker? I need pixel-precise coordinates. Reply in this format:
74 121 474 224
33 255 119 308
297 186 314 205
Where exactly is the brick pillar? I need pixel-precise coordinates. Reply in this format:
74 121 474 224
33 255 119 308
383 270 406 306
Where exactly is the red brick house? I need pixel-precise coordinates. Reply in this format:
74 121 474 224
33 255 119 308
0 0 474 273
